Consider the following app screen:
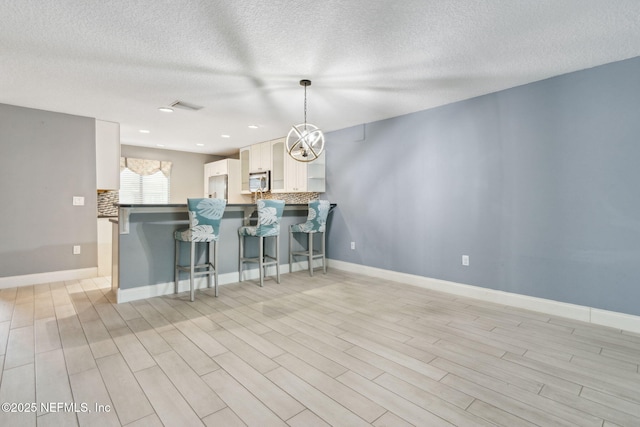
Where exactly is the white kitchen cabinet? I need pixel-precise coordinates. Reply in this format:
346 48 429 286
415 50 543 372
250 141 271 172
243 137 325 193
95 119 120 190
284 150 325 192
209 160 228 176
240 146 250 193
203 162 213 196
270 138 285 192
306 151 326 192
284 154 307 192
213 162 225 176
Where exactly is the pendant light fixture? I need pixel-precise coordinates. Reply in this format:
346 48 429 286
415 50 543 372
286 79 325 162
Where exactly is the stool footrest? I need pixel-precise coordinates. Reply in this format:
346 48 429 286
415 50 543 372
176 262 214 270
240 257 278 266
291 250 324 257
288 229 326 277
239 233 281 287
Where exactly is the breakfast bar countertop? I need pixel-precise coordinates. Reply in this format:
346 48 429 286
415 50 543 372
112 201 336 302
114 202 336 234
115 202 333 208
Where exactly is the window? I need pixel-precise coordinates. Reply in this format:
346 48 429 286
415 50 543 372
119 157 172 204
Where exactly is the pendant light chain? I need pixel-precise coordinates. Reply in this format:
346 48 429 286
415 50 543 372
303 83 308 130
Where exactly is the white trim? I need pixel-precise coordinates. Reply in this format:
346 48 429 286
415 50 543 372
328 259 640 334
118 272 235 303
117 259 322 303
591 309 640 333
0 268 98 289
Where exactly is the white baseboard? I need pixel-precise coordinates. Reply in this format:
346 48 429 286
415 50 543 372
0 267 98 289
328 259 640 334
117 259 322 303
117 273 237 303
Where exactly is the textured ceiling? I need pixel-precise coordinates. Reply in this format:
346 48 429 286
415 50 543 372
2 1 640 155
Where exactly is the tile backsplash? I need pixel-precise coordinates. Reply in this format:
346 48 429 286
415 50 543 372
251 192 320 204
97 190 119 216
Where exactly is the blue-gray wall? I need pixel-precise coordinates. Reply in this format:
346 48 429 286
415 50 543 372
326 56 640 316
0 103 97 277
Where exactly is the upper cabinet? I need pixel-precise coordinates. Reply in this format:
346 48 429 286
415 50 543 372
306 151 326 192
285 150 325 192
95 119 120 190
206 159 228 176
271 138 325 193
241 137 326 194
250 141 271 172
240 146 250 193
270 138 285 192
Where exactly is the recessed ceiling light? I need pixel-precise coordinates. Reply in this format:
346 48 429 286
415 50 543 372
221 134 230 138
156 144 165 147
196 143 204 147
248 125 259 129
139 129 150 134
158 107 174 113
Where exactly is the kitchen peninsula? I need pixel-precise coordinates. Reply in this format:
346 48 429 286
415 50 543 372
111 202 335 302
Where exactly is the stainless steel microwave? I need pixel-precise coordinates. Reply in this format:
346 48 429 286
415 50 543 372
249 171 270 192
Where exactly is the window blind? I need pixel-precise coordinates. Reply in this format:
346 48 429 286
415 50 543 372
119 168 170 204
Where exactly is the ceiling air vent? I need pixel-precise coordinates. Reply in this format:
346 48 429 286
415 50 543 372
170 100 204 111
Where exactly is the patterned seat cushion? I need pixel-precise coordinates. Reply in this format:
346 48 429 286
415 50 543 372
239 199 285 237
290 200 330 234
174 198 226 242
174 226 217 242
238 225 257 237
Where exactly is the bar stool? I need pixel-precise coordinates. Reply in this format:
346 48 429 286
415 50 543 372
289 200 330 276
238 199 285 287
174 198 226 301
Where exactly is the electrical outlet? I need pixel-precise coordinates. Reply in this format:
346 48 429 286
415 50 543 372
462 255 469 266
73 245 81 255
351 241 356 250
73 196 85 206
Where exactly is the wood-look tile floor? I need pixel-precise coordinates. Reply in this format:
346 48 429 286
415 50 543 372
1 270 639 426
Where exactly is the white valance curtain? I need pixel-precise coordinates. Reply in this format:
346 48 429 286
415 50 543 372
120 157 172 177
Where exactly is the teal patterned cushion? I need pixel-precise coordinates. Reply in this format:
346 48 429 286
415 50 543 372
291 200 329 234
238 199 285 237
175 198 226 242
237 225 257 237
174 227 217 242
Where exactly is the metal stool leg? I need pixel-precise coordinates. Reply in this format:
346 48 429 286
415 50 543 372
239 234 244 282
213 240 219 297
207 241 213 289
276 235 280 283
288 228 293 273
174 240 180 294
259 236 264 287
321 231 327 274
308 232 314 276
189 241 196 302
